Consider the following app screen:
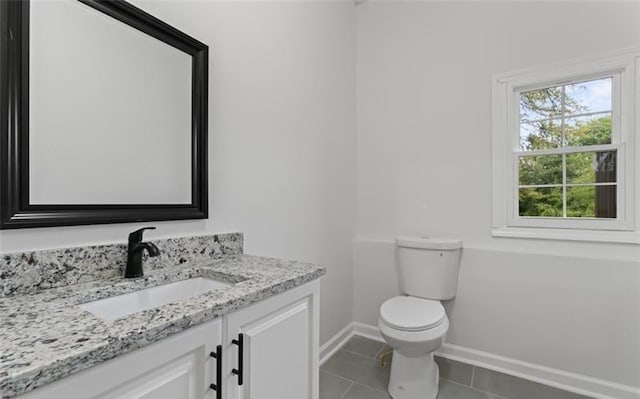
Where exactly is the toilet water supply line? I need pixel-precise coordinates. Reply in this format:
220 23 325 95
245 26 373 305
377 348 393 367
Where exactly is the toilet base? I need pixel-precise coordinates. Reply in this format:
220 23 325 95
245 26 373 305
388 351 439 399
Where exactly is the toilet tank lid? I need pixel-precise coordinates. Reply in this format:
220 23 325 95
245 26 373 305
396 237 462 250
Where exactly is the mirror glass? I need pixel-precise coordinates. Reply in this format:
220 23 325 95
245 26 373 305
29 0 192 205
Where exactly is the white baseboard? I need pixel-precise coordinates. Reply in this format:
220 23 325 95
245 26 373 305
319 324 355 365
352 321 383 342
348 322 640 399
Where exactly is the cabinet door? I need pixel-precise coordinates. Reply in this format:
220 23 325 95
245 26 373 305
95 350 202 399
19 318 223 399
225 282 319 399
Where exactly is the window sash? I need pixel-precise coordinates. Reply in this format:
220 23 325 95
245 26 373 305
504 69 632 231
510 144 627 230
515 72 622 148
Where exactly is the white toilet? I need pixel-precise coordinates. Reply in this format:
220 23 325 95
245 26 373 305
378 237 462 399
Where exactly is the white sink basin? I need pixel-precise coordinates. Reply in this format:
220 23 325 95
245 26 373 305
79 277 231 320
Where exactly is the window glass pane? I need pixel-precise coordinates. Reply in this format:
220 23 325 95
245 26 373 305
565 113 612 146
567 185 616 219
520 120 562 150
564 77 612 116
520 77 614 151
520 86 564 121
519 155 563 185
510 69 622 225
519 187 563 217
567 151 616 184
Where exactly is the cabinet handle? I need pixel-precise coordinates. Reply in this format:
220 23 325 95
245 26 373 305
209 345 222 399
231 333 244 386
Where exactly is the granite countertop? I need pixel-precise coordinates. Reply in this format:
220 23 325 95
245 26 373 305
0 254 325 398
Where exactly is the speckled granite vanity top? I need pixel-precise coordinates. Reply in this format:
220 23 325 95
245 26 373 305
0 234 325 398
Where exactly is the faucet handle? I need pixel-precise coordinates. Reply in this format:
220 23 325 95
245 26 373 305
128 226 156 243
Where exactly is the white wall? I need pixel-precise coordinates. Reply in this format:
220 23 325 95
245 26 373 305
356 0 640 392
0 0 356 346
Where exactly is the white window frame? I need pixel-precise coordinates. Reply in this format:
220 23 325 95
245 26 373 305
492 49 640 244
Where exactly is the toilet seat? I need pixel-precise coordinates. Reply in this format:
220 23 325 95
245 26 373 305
380 296 446 332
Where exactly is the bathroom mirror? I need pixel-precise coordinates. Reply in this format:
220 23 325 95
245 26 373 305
0 0 208 229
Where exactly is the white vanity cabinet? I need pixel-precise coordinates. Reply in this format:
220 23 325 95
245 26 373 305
17 281 319 399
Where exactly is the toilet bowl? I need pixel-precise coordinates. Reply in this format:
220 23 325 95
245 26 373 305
378 295 448 399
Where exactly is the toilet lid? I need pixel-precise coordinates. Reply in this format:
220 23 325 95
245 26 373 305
380 296 446 332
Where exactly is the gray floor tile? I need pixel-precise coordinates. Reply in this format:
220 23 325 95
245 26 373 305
342 336 386 358
324 335 595 399
473 367 594 399
320 371 354 399
437 379 501 399
321 350 391 392
435 356 474 386
343 383 391 399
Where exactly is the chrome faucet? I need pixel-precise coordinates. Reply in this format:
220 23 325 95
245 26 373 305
124 227 160 278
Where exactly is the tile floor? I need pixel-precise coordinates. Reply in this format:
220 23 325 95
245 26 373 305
320 336 592 399
320 336 501 399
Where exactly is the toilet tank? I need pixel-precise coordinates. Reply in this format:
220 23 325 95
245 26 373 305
395 237 462 300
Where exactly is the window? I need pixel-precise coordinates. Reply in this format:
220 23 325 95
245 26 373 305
492 51 639 243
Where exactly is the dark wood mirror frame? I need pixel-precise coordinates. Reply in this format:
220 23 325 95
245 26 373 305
0 0 208 229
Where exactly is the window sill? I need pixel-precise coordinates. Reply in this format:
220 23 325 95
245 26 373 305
491 227 640 244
